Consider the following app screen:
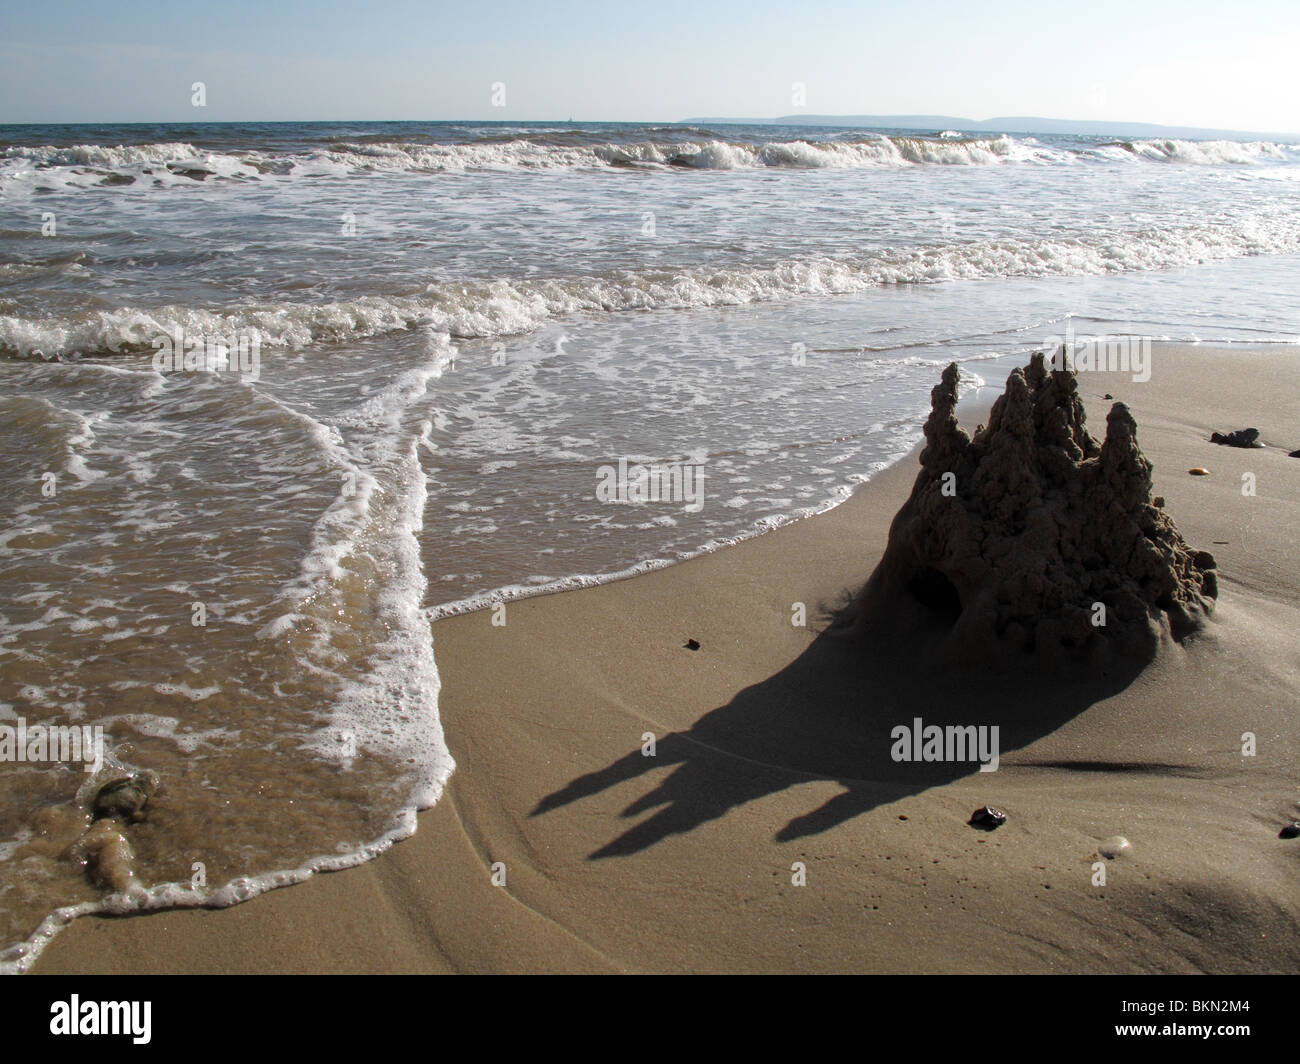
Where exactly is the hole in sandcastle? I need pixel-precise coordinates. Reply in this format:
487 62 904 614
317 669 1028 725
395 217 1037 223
907 567 962 625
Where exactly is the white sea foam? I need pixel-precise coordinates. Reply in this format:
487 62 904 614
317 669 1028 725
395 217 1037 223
4 206 1296 360
305 133 1064 171
5 133 1291 196
308 422 454 809
258 344 455 634
2 141 203 167
1112 139 1291 165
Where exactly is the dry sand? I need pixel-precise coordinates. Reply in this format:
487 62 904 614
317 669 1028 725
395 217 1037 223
33 343 1300 974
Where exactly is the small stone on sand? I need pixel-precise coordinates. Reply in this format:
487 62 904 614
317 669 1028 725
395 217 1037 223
969 805 1006 831
1098 835 1131 859
1209 428 1263 449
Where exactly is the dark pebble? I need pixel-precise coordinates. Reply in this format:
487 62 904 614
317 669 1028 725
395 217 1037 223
1280 822 1300 839
685 638 701 650
1209 428 1262 448
969 805 1006 831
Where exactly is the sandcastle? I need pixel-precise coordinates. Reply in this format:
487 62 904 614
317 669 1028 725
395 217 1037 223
853 353 1217 664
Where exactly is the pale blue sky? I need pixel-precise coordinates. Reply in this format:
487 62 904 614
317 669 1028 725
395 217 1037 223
1 0 1297 131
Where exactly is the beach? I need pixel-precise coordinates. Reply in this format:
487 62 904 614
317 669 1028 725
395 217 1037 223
6 119 1300 970
31 342 1299 974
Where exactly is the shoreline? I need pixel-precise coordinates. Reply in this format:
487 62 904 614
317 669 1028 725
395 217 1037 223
31 342 1300 974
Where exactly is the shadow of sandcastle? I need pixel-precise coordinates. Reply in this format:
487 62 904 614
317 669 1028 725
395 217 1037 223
534 354 1217 858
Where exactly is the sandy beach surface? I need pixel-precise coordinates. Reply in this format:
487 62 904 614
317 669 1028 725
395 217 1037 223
33 343 1299 974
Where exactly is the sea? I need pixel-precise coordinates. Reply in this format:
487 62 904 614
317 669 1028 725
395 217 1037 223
1 120 1297 970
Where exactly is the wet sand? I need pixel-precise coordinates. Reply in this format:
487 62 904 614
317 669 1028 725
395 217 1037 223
34 343 1300 974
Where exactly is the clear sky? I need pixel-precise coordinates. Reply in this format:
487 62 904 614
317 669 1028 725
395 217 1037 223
1 0 1297 132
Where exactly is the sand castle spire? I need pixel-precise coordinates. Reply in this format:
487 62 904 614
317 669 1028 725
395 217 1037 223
919 361 969 474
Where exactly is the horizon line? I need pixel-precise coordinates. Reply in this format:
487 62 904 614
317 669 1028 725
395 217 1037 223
0 114 1296 140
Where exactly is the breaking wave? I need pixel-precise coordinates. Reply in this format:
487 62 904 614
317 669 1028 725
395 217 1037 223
4 205 1297 359
4 133 1296 193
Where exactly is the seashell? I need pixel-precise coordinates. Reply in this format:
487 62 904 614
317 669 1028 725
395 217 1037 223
1098 835 1130 859
91 771 158 823
1188 468 1210 476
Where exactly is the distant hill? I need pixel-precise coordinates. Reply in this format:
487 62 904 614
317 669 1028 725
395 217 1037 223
680 115 1300 141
